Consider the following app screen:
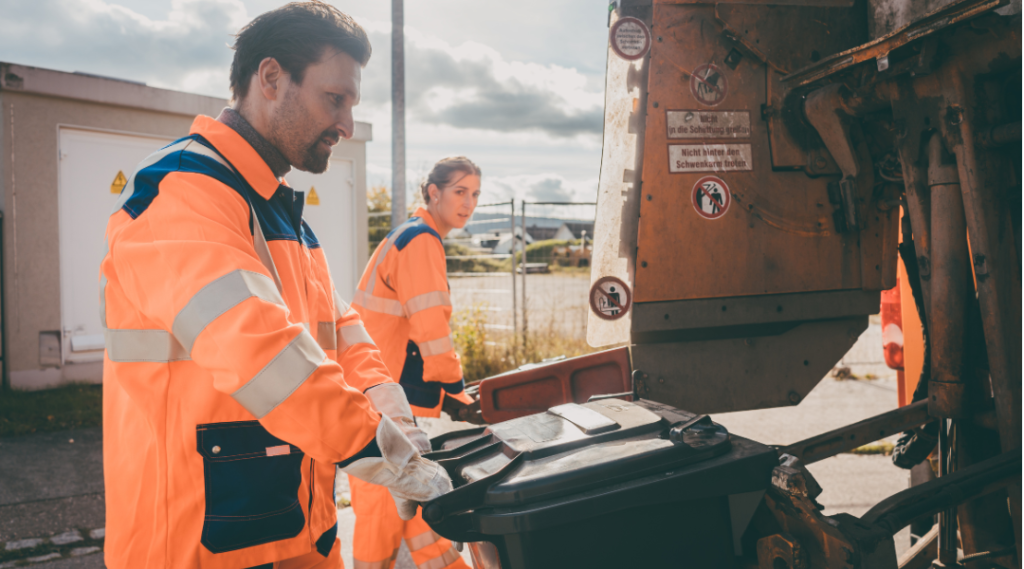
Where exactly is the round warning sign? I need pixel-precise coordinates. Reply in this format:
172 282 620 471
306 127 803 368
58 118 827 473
590 276 632 321
690 64 728 107
609 17 651 61
691 176 731 220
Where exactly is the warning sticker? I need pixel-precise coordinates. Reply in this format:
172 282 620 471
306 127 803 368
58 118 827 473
667 111 751 139
669 144 753 173
590 277 632 321
690 64 728 107
609 17 651 61
110 170 127 194
306 186 320 206
691 176 731 220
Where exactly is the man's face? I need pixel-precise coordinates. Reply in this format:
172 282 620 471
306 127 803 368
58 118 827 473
268 47 361 173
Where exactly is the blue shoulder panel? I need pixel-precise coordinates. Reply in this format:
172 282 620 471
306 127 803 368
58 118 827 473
121 134 316 247
300 220 321 249
121 135 245 220
393 218 442 251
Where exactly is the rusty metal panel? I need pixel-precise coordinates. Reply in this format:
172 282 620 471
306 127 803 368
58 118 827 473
635 3 867 302
632 316 867 413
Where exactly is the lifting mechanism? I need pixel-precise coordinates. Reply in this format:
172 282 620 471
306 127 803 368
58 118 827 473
430 0 1021 567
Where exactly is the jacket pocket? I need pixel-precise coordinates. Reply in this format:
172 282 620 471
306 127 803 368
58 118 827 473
197 421 306 554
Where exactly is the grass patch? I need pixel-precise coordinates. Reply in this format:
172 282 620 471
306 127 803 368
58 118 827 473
452 304 602 382
0 383 102 437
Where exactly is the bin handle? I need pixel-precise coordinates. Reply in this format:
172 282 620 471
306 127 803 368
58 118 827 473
423 451 525 533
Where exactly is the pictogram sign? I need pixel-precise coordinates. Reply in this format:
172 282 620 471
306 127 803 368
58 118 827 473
609 17 651 61
110 171 127 194
306 186 320 206
690 64 728 107
691 176 731 220
590 276 632 321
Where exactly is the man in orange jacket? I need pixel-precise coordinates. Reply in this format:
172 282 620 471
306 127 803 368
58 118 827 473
350 158 481 569
101 4 448 568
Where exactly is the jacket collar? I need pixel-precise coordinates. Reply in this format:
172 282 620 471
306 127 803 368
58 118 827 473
189 115 281 201
412 207 441 234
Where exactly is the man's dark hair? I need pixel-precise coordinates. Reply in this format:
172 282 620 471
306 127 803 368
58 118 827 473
230 1 371 101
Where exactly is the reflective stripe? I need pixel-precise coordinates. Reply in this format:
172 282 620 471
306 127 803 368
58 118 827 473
365 219 421 296
231 331 325 419
352 289 405 317
111 139 193 214
334 289 351 319
354 549 399 569
417 546 461 569
404 291 451 317
172 270 284 355
183 140 233 170
317 321 337 351
105 329 189 363
338 324 375 353
251 206 285 295
418 335 454 357
99 275 108 329
405 530 441 552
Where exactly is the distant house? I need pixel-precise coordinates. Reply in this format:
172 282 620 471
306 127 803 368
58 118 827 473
527 225 559 241
561 222 595 240
490 229 534 255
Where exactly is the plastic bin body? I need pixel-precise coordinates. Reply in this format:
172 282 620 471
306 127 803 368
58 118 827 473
423 399 777 569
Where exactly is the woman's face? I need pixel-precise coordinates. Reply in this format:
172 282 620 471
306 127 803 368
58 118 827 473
429 173 481 231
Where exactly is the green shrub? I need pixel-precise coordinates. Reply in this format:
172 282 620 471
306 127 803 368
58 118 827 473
451 304 606 383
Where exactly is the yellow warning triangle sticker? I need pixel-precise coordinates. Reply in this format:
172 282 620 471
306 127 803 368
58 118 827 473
306 186 320 206
110 170 128 194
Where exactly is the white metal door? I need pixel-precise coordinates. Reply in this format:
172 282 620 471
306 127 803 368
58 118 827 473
287 159 358 300
58 128 174 363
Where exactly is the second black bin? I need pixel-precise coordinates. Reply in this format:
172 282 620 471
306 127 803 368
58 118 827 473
421 398 777 569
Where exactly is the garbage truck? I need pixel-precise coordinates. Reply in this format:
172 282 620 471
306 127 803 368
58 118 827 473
424 0 1021 567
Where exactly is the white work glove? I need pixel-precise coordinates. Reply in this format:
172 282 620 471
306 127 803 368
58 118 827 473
364 382 432 454
339 415 453 520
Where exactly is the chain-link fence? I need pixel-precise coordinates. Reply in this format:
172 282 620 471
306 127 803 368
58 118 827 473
364 199 598 379
446 201 518 339
516 201 596 344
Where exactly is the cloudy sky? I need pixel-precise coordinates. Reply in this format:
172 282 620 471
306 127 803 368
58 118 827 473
0 0 611 210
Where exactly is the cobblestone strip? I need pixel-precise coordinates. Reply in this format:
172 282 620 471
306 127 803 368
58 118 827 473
1 527 104 566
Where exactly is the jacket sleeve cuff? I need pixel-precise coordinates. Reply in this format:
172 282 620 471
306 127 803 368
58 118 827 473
440 378 466 395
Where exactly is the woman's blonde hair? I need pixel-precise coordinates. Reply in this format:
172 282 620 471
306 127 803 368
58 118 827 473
420 156 481 203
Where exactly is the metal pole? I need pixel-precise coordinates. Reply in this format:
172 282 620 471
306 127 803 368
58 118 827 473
520 200 528 349
937 418 959 565
390 0 406 229
510 200 517 349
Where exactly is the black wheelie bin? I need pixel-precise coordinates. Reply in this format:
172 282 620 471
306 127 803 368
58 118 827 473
421 398 777 569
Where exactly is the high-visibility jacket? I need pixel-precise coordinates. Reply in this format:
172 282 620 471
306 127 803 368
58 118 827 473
101 115 389 569
353 208 472 415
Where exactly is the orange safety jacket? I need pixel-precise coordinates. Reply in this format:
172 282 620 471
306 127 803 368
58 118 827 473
353 208 472 412
101 116 390 569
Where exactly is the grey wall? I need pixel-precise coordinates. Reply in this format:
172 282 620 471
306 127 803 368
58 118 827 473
0 91 199 388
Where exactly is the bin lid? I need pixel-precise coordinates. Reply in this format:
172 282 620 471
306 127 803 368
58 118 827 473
422 399 777 539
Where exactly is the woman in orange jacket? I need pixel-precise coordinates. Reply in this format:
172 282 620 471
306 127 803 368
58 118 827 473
349 157 481 569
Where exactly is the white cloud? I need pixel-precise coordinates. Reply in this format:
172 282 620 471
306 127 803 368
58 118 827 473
0 0 246 97
355 21 605 138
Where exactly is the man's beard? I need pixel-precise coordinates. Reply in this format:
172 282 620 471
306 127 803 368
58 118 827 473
296 129 334 174
269 91 335 174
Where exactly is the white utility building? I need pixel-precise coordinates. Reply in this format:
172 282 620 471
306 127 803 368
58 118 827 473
0 62 371 390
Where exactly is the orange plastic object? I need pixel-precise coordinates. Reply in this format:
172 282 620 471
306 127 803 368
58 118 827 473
479 347 632 423
880 278 905 371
